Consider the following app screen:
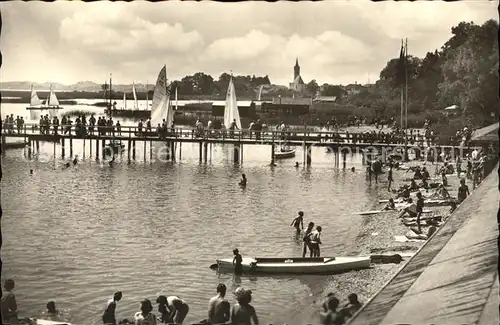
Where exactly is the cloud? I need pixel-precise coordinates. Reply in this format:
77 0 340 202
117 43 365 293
1 1 497 86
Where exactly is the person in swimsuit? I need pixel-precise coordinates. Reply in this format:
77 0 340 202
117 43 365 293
208 284 230 325
398 198 417 219
1 279 18 324
134 299 157 325
233 249 243 275
156 296 170 324
239 174 247 186
383 198 395 211
231 288 258 325
309 226 323 257
290 211 304 235
319 296 344 325
102 291 122 325
340 294 362 320
457 178 470 203
164 295 189 325
302 222 315 257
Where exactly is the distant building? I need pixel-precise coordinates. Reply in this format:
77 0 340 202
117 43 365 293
289 58 306 92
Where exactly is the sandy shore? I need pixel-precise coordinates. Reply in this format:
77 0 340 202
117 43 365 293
286 158 467 324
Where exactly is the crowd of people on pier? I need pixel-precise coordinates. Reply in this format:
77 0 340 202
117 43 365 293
1 278 362 325
3 114 25 134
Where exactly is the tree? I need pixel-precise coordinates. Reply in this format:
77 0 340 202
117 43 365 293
320 84 345 98
306 79 319 96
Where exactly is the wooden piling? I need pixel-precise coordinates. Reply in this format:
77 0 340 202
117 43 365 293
233 145 239 163
69 137 73 157
127 140 131 162
132 141 136 160
53 141 56 158
271 143 275 163
150 140 153 162
101 139 105 160
179 141 182 160
83 138 86 159
61 138 65 158
306 145 312 166
36 140 40 153
199 141 203 162
90 139 93 159
240 144 243 162
143 141 147 162
204 142 208 162
96 139 100 161
342 150 347 169
171 142 176 162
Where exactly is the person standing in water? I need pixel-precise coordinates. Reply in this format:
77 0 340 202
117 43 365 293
290 211 304 235
309 226 323 257
207 284 230 325
233 249 243 275
239 174 247 186
134 299 157 325
302 222 315 257
164 295 189 325
102 291 122 325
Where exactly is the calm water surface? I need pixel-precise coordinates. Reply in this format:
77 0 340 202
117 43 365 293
1 101 383 324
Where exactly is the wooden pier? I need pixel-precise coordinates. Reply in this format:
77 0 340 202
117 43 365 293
1 123 480 165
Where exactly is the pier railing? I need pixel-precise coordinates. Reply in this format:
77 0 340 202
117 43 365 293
1 122 429 146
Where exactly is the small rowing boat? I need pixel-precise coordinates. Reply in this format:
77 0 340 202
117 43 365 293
274 148 296 159
215 256 371 274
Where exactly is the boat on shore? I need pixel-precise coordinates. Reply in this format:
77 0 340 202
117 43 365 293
215 256 371 274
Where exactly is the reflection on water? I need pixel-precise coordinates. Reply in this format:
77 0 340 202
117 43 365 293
2 139 379 324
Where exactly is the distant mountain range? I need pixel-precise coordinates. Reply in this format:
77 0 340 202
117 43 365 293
0 81 153 92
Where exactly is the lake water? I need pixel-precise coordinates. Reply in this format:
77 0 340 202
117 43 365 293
1 100 393 324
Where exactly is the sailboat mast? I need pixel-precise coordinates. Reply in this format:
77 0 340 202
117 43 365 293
145 81 148 111
48 85 52 106
109 74 113 119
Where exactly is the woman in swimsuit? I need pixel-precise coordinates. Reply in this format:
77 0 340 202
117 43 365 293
233 249 243 275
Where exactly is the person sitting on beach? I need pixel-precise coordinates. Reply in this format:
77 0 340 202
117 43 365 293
457 179 470 203
208 284 231 325
340 293 363 320
233 249 243 275
134 299 157 325
421 167 430 182
396 185 410 199
322 293 336 312
440 166 448 187
409 179 418 191
231 288 258 325
398 198 417 219
413 167 423 180
419 178 429 191
431 184 451 200
319 296 344 325
1 279 18 324
383 198 395 211
162 295 189 325
239 174 247 187
290 211 304 236
309 226 323 257
103 291 123 325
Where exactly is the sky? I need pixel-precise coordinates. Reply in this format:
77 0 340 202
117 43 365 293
0 1 497 86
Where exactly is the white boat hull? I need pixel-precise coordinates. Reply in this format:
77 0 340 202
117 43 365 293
216 256 371 274
274 149 296 159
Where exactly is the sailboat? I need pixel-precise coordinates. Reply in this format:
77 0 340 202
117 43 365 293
26 84 63 120
224 76 242 131
132 82 139 110
147 65 173 136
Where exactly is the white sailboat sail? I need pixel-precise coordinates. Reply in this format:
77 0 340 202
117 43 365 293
48 88 60 106
132 82 138 109
150 65 171 127
30 110 41 121
224 77 241 129
257 85 263 101
123 92 127 109
30 85 41 106
145 82 149 110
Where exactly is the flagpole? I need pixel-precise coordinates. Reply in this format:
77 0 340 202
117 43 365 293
400 38 404 129
404 38 409 161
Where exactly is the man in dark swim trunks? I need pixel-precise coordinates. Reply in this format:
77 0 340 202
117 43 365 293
290 211 304 235
302 222 315 257
233 249 243 275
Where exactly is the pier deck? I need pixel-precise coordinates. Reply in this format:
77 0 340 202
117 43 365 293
348 163 499 325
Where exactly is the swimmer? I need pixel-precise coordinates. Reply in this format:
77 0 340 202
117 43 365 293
295 162 300 168
29 169 34 175
72 155 78 165
46 301 58 315
239 174 247 186
290 211 304 235
351 167 355 173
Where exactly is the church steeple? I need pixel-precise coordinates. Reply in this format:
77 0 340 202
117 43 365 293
294 57 300 80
